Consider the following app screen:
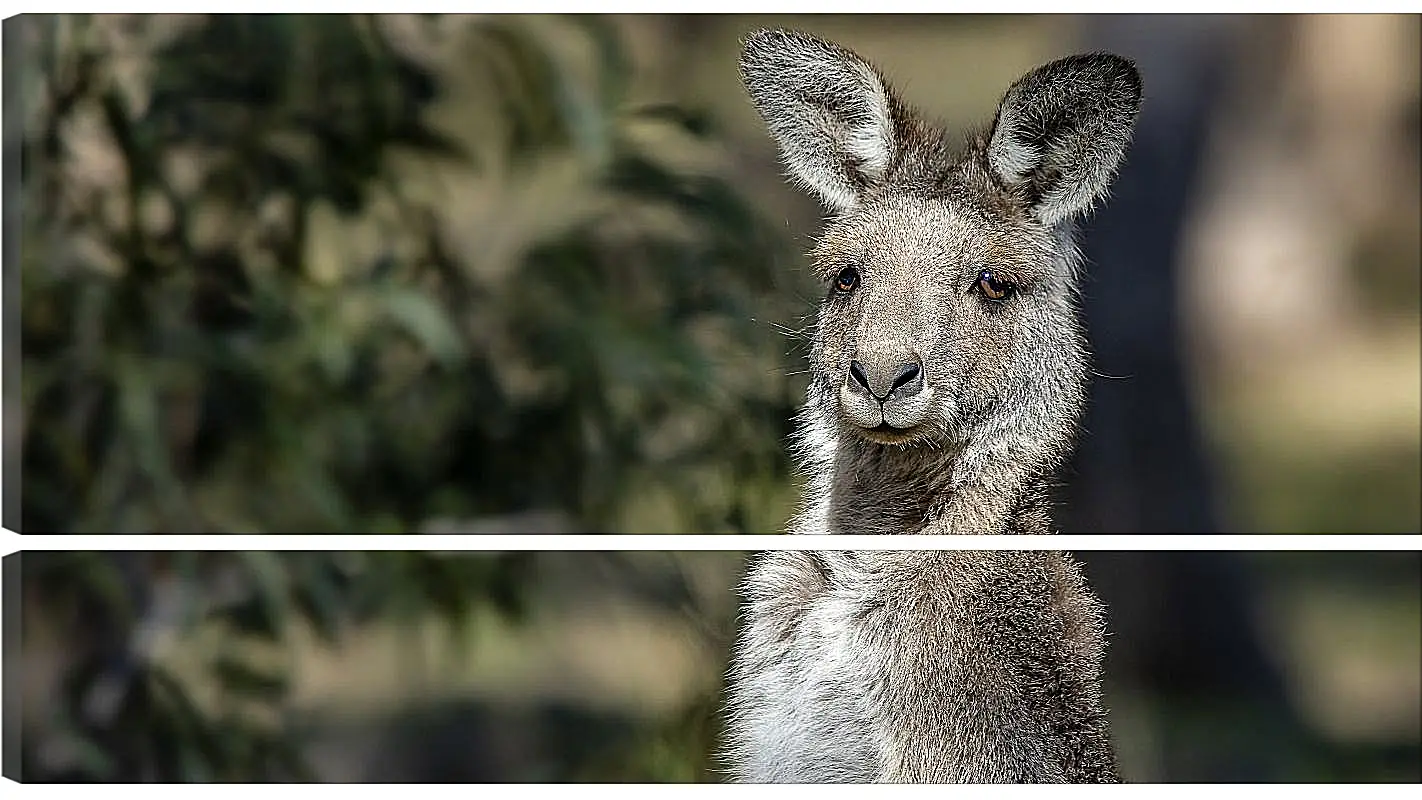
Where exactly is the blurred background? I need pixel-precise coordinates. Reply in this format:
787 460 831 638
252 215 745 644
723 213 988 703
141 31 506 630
13 549 1422 782
6 11 1420 784
9 13 1419 535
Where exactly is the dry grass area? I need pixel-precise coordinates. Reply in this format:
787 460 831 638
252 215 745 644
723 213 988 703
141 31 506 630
286 553 742 725
287 600 718 722
1203 318 1421 532
1259 579 1421 744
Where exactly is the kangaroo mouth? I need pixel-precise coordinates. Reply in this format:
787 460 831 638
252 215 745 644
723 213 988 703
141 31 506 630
834 382 937 445
859 421 925 445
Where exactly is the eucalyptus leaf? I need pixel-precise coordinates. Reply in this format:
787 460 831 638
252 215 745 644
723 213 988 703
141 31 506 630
379 286 466 367
212 655 289 699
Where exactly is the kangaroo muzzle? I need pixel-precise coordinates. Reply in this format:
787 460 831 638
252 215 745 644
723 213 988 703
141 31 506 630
839 349 935 435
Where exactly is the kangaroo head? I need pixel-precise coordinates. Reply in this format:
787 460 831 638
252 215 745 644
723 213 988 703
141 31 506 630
741 29 1141 461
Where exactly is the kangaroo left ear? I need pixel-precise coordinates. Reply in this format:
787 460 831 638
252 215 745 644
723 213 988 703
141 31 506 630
740 28 900 214
986 53 1143 227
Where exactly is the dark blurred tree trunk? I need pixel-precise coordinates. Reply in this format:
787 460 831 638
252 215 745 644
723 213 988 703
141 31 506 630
1060 14 1232 536
1066 15 1316 781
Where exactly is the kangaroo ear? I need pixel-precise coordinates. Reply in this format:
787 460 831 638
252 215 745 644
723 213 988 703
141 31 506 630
987 53 1142 227
740 28 897 213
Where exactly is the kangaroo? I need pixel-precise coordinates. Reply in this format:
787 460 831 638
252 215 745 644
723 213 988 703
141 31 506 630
721 29 1142 783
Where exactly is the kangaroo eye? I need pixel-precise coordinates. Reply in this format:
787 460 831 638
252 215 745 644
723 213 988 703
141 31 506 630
975 269 1013 302
834 266 860 294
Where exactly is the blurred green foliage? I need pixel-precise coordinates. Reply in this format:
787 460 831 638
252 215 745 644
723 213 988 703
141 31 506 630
15 10 795 784
19 13 799 534
21 550 537 781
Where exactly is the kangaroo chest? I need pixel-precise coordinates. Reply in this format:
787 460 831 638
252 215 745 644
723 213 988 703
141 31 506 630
727 550 1107 783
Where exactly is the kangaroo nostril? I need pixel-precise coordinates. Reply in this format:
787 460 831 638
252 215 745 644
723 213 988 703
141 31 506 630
890 363 921 393
848 360 871 390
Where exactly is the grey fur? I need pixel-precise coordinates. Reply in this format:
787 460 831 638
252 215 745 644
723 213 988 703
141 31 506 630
723 29 1141 783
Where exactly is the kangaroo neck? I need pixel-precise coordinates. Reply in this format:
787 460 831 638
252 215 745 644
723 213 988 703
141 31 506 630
821 436 1053 535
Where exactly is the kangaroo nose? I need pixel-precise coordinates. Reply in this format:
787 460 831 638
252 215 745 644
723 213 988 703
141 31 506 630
848 360 872 393
890 362 922 395
848 358 924 402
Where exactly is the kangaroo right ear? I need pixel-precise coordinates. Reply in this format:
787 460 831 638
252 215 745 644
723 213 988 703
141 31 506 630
986 53 1142 227
740 28 897 213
